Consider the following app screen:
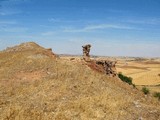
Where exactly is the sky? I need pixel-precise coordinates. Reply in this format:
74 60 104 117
0 0 160 57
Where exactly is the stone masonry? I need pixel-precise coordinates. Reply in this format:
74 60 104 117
82 44 91 62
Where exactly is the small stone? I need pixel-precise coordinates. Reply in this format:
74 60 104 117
47 72 51 75
138 116 143 120
133 101 141 108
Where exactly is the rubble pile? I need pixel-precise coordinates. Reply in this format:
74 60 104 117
96 60 117 77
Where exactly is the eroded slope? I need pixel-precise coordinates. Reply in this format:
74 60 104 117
0 42 159 120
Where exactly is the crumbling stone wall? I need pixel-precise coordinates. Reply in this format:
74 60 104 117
82 44 91 62
96 60 117 77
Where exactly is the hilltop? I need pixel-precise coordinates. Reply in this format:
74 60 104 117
0 42 159 120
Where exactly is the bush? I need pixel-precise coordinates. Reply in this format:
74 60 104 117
142 87 150 95
132 84 136 88
118 73 133 85
153 92 160 100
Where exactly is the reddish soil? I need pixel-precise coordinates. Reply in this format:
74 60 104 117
87 61 105 73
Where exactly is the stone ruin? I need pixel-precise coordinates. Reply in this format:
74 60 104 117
82 44 117 77
82 44 91 62
96 60 117 77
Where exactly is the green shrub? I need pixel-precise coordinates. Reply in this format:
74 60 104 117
153 92 160 100
132 84 136 88
118 73 133 85
142 87 150 95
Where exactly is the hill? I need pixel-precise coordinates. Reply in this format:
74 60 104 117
0 42 160 120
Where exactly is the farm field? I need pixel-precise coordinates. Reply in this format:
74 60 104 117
116 59 160 85
117 59 160 93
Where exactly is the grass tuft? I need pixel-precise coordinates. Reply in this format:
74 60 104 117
153 92 160 100
142 87 150 95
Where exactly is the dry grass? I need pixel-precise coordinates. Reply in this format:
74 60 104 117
0 42 160 120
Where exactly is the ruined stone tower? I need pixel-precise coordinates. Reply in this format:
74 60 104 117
82 44 91 62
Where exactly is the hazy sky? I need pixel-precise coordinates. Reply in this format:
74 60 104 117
0 0 160 57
